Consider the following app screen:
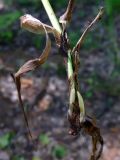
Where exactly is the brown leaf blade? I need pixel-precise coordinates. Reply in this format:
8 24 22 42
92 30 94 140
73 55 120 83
59 0 75 25
11 74 33 139
20 14 60 45
15 59 39 77
11 24 51 139
72 7 104 53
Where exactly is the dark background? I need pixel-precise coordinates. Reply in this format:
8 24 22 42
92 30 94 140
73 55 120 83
0 0 120 160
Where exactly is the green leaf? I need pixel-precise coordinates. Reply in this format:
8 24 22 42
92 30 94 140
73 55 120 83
77 91 85 122
39 134 50 145
0 132 14 149
52 145 67 159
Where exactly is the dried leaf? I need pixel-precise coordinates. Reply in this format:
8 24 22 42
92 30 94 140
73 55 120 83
15 59 39 77
11 73 32 139
20 14 60 45
83 118 104 160
59 0 75 24
72 7 104 53
11 24 51 139
15 23 51 76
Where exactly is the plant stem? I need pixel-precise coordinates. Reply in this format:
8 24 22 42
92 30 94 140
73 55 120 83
41 0 62 33
41 0 85 121
67 50 74 79
41 0 74 80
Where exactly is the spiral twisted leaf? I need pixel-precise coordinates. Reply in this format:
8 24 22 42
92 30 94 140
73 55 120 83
20 14 60 45
11 23 51 139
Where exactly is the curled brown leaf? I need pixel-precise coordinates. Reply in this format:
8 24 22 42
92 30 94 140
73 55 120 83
11 24 51 139
20 14 60 45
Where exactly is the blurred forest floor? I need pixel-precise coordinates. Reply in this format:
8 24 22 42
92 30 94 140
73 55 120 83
0 0 120 160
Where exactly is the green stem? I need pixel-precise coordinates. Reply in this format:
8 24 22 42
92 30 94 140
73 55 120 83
67 50 74 79
41 0 62 33
41 0 74 81
68 50 85 122
41 0 85 122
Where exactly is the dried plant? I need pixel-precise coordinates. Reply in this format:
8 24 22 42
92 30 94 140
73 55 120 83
11 0 104 159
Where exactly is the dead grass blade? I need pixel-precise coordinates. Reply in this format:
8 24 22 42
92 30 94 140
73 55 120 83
11 25 51 139
59 0 75 25
11 74 33 139
72 7 104 53
20 14 60 45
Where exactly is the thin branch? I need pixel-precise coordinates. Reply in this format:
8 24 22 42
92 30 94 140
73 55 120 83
72 7 104 53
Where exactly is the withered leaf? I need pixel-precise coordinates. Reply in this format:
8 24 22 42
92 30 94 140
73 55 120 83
11 25 51 139
83 118 104 160
20 14 60 45
11 74 33 139
72 7 104 53
59 0 75 25
15 59 39 77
